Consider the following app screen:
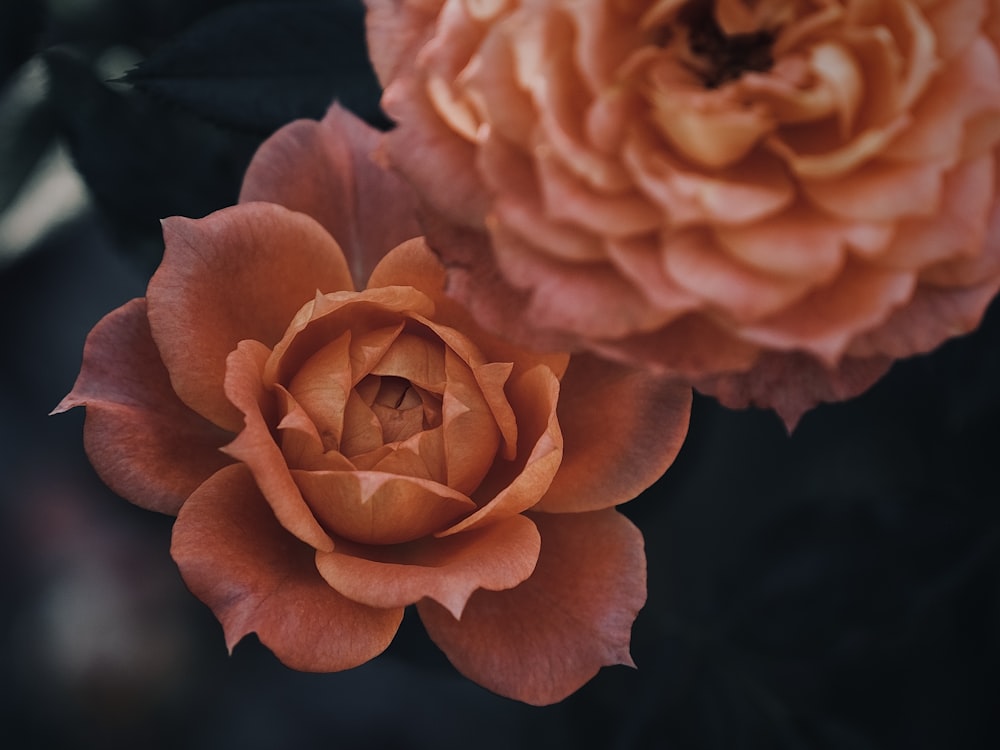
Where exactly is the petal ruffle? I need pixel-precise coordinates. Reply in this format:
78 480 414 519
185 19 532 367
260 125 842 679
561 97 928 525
148 203 355 431
418 509 646 706
52 298 233 515
535 354 691 513
240 104 422 287
696 351 894 431
292 469 474 545
222 340 335 553
171 464 403 672
442 364 562 534
315 513 540 619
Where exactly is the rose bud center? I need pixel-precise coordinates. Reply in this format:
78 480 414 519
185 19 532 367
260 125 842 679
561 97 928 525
653 1 776 88
365 375 440 443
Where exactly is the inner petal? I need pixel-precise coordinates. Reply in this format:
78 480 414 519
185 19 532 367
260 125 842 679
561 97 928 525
370 375 430 443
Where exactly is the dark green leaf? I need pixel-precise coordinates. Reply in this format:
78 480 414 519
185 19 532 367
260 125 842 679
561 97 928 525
121 0 386 135
44 50 261 273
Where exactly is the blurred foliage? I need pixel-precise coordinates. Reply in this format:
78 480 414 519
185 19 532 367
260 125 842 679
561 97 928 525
122 1 386 134
1 1 999 749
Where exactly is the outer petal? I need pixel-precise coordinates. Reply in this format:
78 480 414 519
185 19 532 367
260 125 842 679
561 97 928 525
381 73 492 226
171 464 403 672
148 203 355 431
240 105 422 287
315 514 540 619
52 299 233 515
364 0 440 84
418 509 646 706
535 354 692 513
696 352 894 431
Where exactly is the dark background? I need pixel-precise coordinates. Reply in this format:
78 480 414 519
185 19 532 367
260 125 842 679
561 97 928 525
2 1 998 748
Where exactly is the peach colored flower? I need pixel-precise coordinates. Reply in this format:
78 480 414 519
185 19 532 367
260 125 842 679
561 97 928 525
367 0 1000 427
54 106 692 704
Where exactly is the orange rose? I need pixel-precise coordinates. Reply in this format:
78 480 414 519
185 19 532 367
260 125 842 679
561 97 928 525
367 0 1000 427
54 106 691 704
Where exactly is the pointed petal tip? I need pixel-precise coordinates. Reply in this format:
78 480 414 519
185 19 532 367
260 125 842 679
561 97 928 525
49 393 79 416
778 407 806 434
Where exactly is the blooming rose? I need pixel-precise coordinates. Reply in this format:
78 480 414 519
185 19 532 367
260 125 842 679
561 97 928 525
54 106 692 704
367 0 1000 427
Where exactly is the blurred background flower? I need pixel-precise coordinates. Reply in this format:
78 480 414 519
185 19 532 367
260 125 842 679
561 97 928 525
370 0 1000 427
2 1 1000 748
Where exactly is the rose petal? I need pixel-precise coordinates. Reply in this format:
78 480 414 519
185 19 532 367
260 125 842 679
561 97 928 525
366 426 447 482
264 286 435 387
490 222 673 339
370 330 448 390
536 354 691 513
741 261 917 365
364 0 438 84
171 464 403 671
417 509 645 706
847 276 1000 360
52 299 233 515
441 364 563 534
369 238 563 387
802 161 945 222
287 330 354 450
877 155 993 270
381 73 491 226
148 203 355 431
882 37 1000 164
591 314 760 379
221 340 335 553
240 104 423 287
418 218 582 354
623 129 794 226
274 385 356 472
293 470 474 545
315 513 541 618
605 235 704 320
696 352 894 431
663 229 817 322
441 348 502 493
926 0 987 62
713 203 859 280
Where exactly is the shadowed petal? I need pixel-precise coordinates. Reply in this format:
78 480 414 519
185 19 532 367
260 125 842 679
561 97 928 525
240 105 422 287
148 203 355 431
846 275 1000 360
535 354 691 513
315 514 540 619
171 464 403 672
591 313 760 378
52 298 233 515
418 509 646 706
697 352 894 431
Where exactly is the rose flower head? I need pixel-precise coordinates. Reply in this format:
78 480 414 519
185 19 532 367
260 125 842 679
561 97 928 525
367 0 1000 428
54 106 692 705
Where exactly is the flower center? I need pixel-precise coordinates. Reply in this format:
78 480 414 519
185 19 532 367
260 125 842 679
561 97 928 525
374 375 422 411
369 375 437 443
676 2 775 88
